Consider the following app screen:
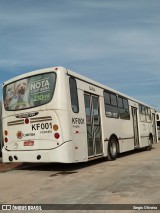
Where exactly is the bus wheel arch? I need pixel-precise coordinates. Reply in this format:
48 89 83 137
107 134 119 161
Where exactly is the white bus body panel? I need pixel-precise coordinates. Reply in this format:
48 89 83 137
2 67 75 163
2 66 158 163
2 142 74 163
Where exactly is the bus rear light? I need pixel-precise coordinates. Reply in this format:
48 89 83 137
4 138 8 143
4 130 8 136
17 131 23 139
54 133 60 139
24 118 30 124
53 125 59 131
55 67 58 71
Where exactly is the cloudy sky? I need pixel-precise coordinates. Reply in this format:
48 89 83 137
1 0 160 109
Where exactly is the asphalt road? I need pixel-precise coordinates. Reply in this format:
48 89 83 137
0 143 160 213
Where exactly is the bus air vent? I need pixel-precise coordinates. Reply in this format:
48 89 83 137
7 120 24 126
30 116 52 123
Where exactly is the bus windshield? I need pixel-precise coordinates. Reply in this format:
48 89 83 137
3 72 56 111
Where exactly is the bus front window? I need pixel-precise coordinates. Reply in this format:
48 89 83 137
3 72 56 111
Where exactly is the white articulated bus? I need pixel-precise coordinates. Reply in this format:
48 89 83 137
2 67 158 163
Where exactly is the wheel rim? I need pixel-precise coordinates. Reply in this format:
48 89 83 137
110 141 117 156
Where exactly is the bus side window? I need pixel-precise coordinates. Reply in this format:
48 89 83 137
118 96 130 120
69 77 79 113
139 104 147 122
104 91 119 118
146 108 151 122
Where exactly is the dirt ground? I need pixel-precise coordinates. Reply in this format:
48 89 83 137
0 161 21 172
0 143 160 213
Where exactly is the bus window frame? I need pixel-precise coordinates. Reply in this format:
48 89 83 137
3 71 57 111
118 96 130 120
104 90 119 119
69 77 79 113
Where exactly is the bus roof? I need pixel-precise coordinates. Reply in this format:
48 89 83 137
67 68 155 110
3 66 156 110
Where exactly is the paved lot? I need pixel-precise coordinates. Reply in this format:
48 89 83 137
0 143 160 212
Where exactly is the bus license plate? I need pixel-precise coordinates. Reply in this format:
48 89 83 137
24 141 34 146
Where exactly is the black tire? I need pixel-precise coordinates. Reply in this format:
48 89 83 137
145 136 153 151
108 137 118 160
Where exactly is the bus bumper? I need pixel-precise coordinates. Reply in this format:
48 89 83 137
2 143 74 163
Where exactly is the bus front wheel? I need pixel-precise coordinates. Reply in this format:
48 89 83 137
108 137 118 160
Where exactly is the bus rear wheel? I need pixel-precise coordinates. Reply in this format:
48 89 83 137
145 136 153 151
108 137 118 160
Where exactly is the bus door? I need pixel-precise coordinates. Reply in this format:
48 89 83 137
84 93 102 157
152 113 157 143
131 107 139 147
